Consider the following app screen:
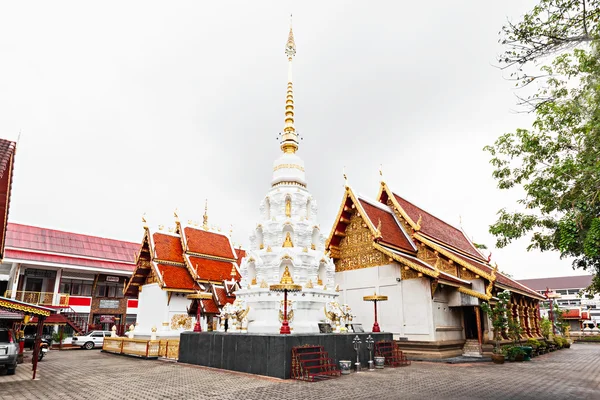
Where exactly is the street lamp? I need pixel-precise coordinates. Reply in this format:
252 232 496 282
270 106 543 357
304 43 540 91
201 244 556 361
545 288 561 336
363 292 388 332
270 266 302 334
187 292 214 332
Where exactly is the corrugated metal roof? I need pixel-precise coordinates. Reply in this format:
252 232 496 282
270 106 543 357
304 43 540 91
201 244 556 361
5 223 139 263
517 275 594 291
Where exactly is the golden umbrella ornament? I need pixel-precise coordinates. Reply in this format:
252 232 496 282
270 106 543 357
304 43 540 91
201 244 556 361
270 266 302 334
363 292 388 333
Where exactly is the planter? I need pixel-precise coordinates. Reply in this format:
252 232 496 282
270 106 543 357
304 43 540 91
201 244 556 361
514 353 525 362
521 346 533 361
564 343 571 349
491 353 505 364
339 360 352 375
374 356 385 369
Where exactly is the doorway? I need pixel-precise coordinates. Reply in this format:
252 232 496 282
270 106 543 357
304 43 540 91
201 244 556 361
463 307 478 339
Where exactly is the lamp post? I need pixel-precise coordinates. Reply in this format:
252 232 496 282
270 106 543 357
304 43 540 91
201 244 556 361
270 266 302 334
352 335 362 372
187 292 214 332
366 335 375 371
545 287 561 336
363 292 388 332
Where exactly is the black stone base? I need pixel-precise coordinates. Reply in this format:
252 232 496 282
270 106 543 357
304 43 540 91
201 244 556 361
178 331 393 379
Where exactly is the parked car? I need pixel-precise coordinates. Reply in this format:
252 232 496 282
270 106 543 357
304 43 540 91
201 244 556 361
71 330 112 350
0 328 18 375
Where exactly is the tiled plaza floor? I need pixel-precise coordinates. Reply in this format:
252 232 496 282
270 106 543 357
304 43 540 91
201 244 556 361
0 344 598 399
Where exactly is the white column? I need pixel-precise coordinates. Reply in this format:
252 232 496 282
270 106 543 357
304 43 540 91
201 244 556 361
53 268 62 306
7 263 19 297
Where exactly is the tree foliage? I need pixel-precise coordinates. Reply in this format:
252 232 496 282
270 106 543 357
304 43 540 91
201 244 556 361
486 1 600 293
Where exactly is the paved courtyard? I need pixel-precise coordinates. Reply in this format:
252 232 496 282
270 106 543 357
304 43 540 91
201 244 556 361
0 344 598 399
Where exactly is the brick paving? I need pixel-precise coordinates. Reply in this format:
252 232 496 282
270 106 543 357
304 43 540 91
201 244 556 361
0 344 598 399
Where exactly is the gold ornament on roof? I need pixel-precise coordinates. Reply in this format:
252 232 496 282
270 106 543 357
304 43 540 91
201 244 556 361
285 197 292 217
260 280 269 289
317 277 323 286
416 214 422 231
203 199 209 230
305 279 314 289
281 16 299 154
174 208 179 222
251 277 257 285
283 232 294 248
363 292 388 302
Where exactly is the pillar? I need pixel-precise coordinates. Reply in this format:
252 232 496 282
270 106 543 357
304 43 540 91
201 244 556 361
475 306 482 349
52 268 62 306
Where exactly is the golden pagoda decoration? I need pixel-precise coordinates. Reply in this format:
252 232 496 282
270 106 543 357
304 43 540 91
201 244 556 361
280 16 299 155
202 199 209 230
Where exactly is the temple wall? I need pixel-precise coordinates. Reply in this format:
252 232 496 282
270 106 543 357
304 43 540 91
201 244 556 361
136 283 192 333
432 286 465 341
334 263 434 340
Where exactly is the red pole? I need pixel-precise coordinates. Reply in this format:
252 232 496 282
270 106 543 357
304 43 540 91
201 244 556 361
280 290 291 334
32 316 45 380
194 300 202 332
372 301 381 332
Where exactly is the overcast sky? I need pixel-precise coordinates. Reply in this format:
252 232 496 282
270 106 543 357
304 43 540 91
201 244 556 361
0 1 584 280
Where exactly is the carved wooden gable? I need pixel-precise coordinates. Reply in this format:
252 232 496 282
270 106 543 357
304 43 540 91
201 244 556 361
334 210 386 272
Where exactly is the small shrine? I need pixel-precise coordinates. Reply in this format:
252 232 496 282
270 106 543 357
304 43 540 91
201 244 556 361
123 206 242 338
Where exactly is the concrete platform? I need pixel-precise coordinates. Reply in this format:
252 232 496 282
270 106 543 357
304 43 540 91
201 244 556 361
178 331 392 379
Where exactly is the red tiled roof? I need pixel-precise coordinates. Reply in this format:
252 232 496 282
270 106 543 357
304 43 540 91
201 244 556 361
184 227 235 260
562 309 582 319
234 248 246 266
156 264 197 290
29 314 70 325
443 246 543 299
582 311 590 320
201 298 220 314
517 275 593 292
391 193 485 261
214 286 235 306
4 249 136 272
0 139 16 259
188 256 240 282
6 223 139 263
359 199 415 253
153 233 185 264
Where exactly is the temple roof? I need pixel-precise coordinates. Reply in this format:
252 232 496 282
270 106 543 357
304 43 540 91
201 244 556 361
155 263 199 291
184 227 236 260
187 256 241 282
152 232 185 264
378 184 486 261
358 198 416 253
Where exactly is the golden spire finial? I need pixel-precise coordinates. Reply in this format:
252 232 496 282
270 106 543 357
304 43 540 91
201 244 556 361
174 208 179 222
379 164 384 182
416 214 423 231
142 213 148 228
281 15 299 154
343 166 349 188
203 199 209 230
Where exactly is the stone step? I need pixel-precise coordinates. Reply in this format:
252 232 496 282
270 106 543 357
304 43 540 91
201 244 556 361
462 352 483 358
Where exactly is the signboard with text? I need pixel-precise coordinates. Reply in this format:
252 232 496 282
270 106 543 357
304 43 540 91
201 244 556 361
100 315 115 324
99 299 120 309
105 276 120 282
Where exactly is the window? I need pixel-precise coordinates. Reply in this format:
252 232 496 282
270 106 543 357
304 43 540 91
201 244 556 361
60 279 93 296
95 282 123 298
90 332 103 337
556 289 568 295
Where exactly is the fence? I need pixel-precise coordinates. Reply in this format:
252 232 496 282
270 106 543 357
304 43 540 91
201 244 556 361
4 290 69 306
103 337 179 360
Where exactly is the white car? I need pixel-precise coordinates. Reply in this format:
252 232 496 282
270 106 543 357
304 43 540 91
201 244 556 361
71 330 112 350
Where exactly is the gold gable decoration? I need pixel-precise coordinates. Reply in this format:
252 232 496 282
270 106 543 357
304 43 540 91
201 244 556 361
335 211 386 272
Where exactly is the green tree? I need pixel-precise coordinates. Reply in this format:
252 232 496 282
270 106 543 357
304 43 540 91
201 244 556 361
485 1 600 293
480 290 511 353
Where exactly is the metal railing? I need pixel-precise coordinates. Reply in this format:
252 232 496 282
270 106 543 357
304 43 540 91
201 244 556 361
4 290 69 306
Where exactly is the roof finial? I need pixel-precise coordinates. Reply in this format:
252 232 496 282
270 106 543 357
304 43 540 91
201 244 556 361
281 16 298 154
203 199 209 230
343 166 349 188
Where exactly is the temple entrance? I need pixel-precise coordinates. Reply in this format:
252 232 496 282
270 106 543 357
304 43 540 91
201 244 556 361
463 307 478 340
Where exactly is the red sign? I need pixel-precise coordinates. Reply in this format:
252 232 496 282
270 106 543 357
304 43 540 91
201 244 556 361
100 315 115 324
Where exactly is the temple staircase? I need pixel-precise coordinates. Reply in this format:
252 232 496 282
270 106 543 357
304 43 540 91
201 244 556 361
291 345 340 382
462 339 482 358
376 341 411 367
60 308 87 334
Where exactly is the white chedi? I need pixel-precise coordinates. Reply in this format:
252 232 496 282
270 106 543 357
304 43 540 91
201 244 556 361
235 153 339 333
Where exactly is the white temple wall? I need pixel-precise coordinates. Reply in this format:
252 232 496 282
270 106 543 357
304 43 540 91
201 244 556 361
432 286 465 342
136 283 192 335
136 283 168 331
401 277 434 340
335 264 435 340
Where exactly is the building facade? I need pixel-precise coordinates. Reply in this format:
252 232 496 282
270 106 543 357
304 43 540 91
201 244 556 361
326 181 545 358
1 223 139 333
518 275 598 331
